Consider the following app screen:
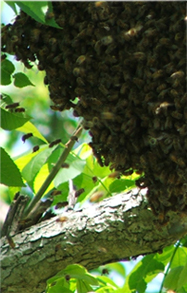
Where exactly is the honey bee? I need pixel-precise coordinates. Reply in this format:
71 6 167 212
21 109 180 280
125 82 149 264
152 69 164 80
92 176 98 183
156 83 167 93
73 67 81 77
55 202 68 209
53 54 62 64
170 89 179 98
49 139 61 147
11 35 19 43
102 268 109 275
32 145 39 153
7 235 16 249
56 216 68 223
30 29 41 43
94 40 101 55
98 247 107 253
55 243 61 252
45 11 54 20
22 133 33 143
99 129 108 143
76 55 86 65
75 87 85 96
177 158 186 168
44 76 49 85
133 51 146 62
155 102 173 114
24 60 33 69
51 190 62 196
133 77 144 88
75 188 85 198
37 62 44 71
76 77 85 87
1 53 7 61
165 117 173 129
5 102 19 109
170 70 185 81
50 105 61 111
90 191 104 202
175 32 183 42
100 36 113 46
101 112 114 120
65 275 71 281
171 111 182 120
108 171 121 179
61 163 69 168
98 84 109 96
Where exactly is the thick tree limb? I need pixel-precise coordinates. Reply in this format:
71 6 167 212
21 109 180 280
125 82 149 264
1 188 187 293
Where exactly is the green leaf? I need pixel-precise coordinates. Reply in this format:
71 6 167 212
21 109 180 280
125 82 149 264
16 121 48 143
47 279 73 293
13 72 35 88
97 276 118 288
5 1 18 14
164 266 183 290
178 263 187 290
1 107 31 130
15 1 48 24
77 279 93 293
0 147 25 187
109 178 136 193
1 59 15 85
0 93 13 105
22 145 57 184
128 255 164 293
45 1 62 29
51 150 86 187
170 247 187 268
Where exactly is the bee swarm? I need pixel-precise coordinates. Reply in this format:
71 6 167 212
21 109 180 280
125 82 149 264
2 2 186 215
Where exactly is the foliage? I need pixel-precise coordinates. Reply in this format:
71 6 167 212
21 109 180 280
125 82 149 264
1 1 187 292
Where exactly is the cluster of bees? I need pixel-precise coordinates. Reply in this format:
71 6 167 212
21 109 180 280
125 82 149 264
2 2 186 216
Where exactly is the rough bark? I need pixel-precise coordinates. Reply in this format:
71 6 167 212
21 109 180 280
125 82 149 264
1 188 187 293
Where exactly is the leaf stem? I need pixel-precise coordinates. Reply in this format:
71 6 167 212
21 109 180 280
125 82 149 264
158 240 181 293
22 124 83 219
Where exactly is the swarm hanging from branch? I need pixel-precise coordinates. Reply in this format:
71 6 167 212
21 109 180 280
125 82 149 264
2 2 186 217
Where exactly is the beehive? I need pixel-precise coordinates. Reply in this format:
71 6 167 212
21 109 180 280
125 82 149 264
2 2 186 215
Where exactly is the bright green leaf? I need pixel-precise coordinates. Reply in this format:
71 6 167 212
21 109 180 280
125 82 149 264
1 59 15 85
109 179 136 193
1 107 31 130
77 279 93 293
178 263 187 290
128 255 164 293
33 163 54 193
13 72 35 88
22 146 57 183
45 1 62 29
171 247 187 268
16 121 48 143
0 93 13 105
47 279 73 293
0 147 25 187
164 266 183 290
97 276 118 288
15 1 48 24
53 153 86 187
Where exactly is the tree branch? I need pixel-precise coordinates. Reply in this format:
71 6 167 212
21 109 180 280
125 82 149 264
1 188 187 293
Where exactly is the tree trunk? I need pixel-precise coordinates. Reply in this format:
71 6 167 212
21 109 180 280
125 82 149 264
1 188 187 293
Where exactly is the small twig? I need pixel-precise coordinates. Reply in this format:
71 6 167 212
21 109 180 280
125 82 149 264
22 124 83 219
2 193 29 238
